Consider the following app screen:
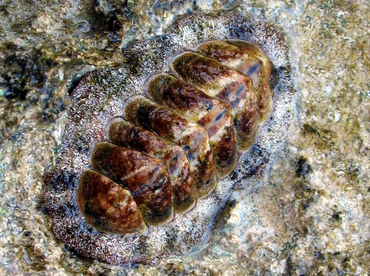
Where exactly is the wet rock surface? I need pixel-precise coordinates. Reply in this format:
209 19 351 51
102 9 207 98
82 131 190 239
0 0 369 274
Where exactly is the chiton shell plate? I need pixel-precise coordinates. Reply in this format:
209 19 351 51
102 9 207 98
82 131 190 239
44 13 294 265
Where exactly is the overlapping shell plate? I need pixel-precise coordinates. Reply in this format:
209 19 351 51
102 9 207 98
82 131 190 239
44 13 294 265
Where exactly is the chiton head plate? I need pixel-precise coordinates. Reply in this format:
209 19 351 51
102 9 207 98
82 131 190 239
44 13 294 265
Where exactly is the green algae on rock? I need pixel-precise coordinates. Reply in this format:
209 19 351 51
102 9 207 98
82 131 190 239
43 12 294 264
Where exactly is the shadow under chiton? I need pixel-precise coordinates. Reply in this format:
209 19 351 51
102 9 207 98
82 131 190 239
44 13 294 265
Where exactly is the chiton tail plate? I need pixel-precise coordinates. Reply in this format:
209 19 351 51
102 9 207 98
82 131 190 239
44 12 294 265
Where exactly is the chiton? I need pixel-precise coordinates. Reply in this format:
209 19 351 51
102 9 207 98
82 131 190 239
44 13 294 265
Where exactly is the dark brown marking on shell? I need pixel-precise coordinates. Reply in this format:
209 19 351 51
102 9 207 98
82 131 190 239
172 52 259 151
91 142 174 226
147 74 238 177
124 96 217 198
108 118 196 213
77 170 147 234
198 40 273 122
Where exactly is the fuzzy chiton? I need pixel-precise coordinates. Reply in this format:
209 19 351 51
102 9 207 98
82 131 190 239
78 40 274 233
44 13 294 265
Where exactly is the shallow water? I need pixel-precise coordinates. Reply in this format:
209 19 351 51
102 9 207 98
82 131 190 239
0 0 369 274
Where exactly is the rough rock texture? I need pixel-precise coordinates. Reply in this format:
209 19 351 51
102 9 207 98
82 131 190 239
0 0 368 274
